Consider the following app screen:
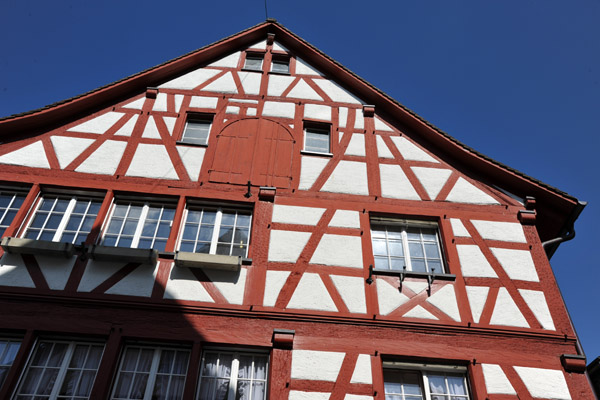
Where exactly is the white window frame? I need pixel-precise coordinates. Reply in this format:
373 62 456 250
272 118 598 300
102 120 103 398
303 126 331 154
382 361 471 400
371 218 445 274
0 189 27 236
181 118 212 146
197 349 268 400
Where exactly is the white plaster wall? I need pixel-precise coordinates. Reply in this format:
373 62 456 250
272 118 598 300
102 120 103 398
189 96 218 109
321 161 369 196
456 245 498 278
403 280 428 294
201 72 238 93
163 265 214 302
287 273 337 311
410 167 452 200
331 275 366 313
68 112 124 134
267 75 295 96
174 95 184 112
350 354 372 384
123 97 145 110
77 260 123 292
203 267 247 305
141 117 161 139
466 286 489 323
313 79 363 104
472 220 526 243
226 106 239 114
176 146 206 181
427 284 460 321
404 305 437 320
513 367 571 399
344 396 372 400
374 116 393 131
105 263 158 297
379 164 420 200
272 204 325 225
338 107 348 128
304 104 331 121
345 134 365 156
75 140 127 175
158 68 220 90
295 57 323 76
114 114 138 137
50 136 94 169
490 288 529 328
376 135 394 158
518 289 555 330
377 279 409 315
208 51 240 68
390 136 438 163
248 40 267 50
481 364 516 395
287 79 323 101
289 391 330 400
126 144 178 180
449 219 470 237
272 41 288 52
291 350 345 381
152 93 168 112
354 111 364 130
262 101 295 119
268 230 311 262
310 234 363 269
0 141 50 169
445 177 499 205
263 270 290 307
0 254 35 288
36 255 76 291
247 108 257 116
163 117 177 135
329 210 360 229
298 156 329 190
237 71 261 95
491 248 539 282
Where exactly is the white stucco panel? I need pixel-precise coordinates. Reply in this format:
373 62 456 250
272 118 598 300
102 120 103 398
389 136 438 163
106 263 158 297
237 71 262 95
0 253 35 288
350 354 372 384
289 391 330 400
174 95 184 112
354 110 364 130
77 260 123 292
203 267 247 305
126 144 179 180
344 396 372 400
114 114 138 137
141 116 162 139
263 270 290 307
376 135 394 158
331 275 366 314
345 134 366 156
201 72 238 93
472 220 527 243
163 265 214 303
322 161 369 196
272 204 325 226
313 79 363 104
226 106 239 114
75 140 127 175
176 146 206 181
189 96 219 109
491 248 539 282
298 156 329 190
514 367 571 399
518 289 555 330
411 167 452 200
267 74 295 96
295 57 324 76
262 101 295 119
291 349 345 381
466 286 489 323
338 107 348 128
0 141 50 169
163 117 177 135
377 279 409 315
403 305 438 320
287 273 337 311
36 255 76 291
379 164 420 200
123 97 145 110
456 245 497 278
403 280 429 295
50 136 94 169
208 51 240 68
152 93 168 112
449 218 470 237
427 284 461 321
445 177 500 205
374 116 394 131
67 111 124 134
268 230 311 263
481 364 516 395
490 287 529 328
310 234 363 269
304 104 331 121
287 79 323 101
272 41 289 52
158 67 220 90
329 210 360 229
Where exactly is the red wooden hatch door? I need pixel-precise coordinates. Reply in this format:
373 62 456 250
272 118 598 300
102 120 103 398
209 118 295 188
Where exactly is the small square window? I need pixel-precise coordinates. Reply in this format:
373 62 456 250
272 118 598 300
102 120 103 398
182 119 212 146
371 219 445 273
271 58 290 74
0 189 27 236
244 54 263 71
304 126 331 154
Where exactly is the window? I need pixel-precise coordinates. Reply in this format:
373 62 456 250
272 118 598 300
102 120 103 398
179 207 251 257
383 363 471 400
111 345 190 400
303 126 330 154
14 340 104 400
197 350 268 400
181 118 212 146
371 219 444 273
0 338 21 388
0 190 27 236
23 196 102 244
243 54 263 71
102 202 175 252
271 57 290 74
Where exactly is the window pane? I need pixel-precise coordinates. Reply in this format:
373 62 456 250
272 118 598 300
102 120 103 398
305 129 330 153
244 56 263 70
272 60 289 73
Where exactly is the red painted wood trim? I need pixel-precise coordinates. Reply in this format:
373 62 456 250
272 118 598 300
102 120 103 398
21 254 49 290
182 341 202 399
89 325 122 399
90 262 141 294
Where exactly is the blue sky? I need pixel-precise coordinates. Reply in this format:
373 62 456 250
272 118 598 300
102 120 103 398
1 1 599 360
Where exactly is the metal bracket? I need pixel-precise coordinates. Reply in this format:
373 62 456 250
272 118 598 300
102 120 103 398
398 266 407 292
244 181 252 198
427 268 436 296
366 264 374 284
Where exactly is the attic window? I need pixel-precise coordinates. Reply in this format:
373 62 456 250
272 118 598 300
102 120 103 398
244 53 264 71
303 125 331 154
181 117 212 146
271 56 290 74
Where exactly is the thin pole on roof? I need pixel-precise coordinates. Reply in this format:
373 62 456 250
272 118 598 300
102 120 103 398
264 0 269 19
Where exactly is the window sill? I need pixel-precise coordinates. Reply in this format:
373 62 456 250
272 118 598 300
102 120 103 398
268 71 291 76
175 141 208 148
174 251 250 271
300 150 333 158
371 268 456 281
89 244 158 264
1 237 75 258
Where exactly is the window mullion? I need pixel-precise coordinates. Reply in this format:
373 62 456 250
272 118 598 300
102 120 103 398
53 197 77 242
37 197 57 239
422 372 432 400
143 348 162 400
228 356 240 400
210 209 223 254
401 229 412 271
132 204 150 248
48 341 75 400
